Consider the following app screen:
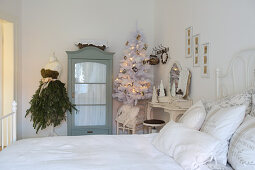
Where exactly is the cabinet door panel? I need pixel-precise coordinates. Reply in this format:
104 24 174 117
75 84 106 105
71 60 110 131
75 105 106 126
75 62 106 83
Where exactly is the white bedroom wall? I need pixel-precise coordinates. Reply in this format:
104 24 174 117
153 0 255 121
21 0 155 138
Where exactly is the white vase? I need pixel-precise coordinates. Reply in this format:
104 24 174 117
152 86 158 103
159 80 165 97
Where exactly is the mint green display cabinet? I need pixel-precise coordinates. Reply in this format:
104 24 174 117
66 47 114 136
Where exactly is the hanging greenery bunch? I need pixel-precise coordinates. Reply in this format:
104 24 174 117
26 55 76 133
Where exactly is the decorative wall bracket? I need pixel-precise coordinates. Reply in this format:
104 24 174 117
76 43 106 51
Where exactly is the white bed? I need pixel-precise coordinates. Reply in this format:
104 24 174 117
0 134 234 170
1 49 254 170
0 134 184 170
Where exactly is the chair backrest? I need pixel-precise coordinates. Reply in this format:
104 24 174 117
116 105 140 126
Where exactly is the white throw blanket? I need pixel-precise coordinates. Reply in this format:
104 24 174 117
115 105 140 128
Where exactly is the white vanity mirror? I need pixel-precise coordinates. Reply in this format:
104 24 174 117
170 62 181 97
170 62 191 99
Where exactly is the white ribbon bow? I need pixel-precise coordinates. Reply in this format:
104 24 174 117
39 77 57 96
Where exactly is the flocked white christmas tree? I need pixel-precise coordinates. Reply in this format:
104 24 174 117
113 30 152 105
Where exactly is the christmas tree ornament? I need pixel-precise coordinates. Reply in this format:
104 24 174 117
122 69 127 74
113 30 152 105
144 44 148 50
136 34 141 40
26 53 76 134
132 66 138 72
124 56 127 60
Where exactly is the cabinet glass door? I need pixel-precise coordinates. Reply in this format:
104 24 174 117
72 60 108 127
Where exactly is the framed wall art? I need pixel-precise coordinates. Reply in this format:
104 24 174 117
201 43 210 77
193 34 200 67
185 26 193 58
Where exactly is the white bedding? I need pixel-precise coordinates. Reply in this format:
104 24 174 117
0 134 234 170
0 134 183 170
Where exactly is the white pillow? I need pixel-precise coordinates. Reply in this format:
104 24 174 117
201 105 246 165
205 90 252 116
152 121 221 170
201 105 246 141
200 162 233 170
228 115 255 170
179 100 206 130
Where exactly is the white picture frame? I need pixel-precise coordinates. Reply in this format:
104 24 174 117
201 43 210 78
193 34 200 67
185 26 193 58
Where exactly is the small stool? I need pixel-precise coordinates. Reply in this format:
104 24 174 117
143 119 165 133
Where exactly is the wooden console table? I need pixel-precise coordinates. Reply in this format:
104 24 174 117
146 99 192 122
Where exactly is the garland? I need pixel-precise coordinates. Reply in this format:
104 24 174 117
26 79 76 133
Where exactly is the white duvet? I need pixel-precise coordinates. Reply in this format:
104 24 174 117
0 134 183 170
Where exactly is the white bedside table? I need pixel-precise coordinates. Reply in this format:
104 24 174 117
146 99 192 122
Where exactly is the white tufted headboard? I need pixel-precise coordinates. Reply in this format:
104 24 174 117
216 49 255 99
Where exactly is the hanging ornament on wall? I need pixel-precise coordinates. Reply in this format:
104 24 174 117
161 52 168 64
124 56 127 60
148 45 170 65
148 55 159 65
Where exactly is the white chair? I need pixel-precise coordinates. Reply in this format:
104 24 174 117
116 104 145 134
